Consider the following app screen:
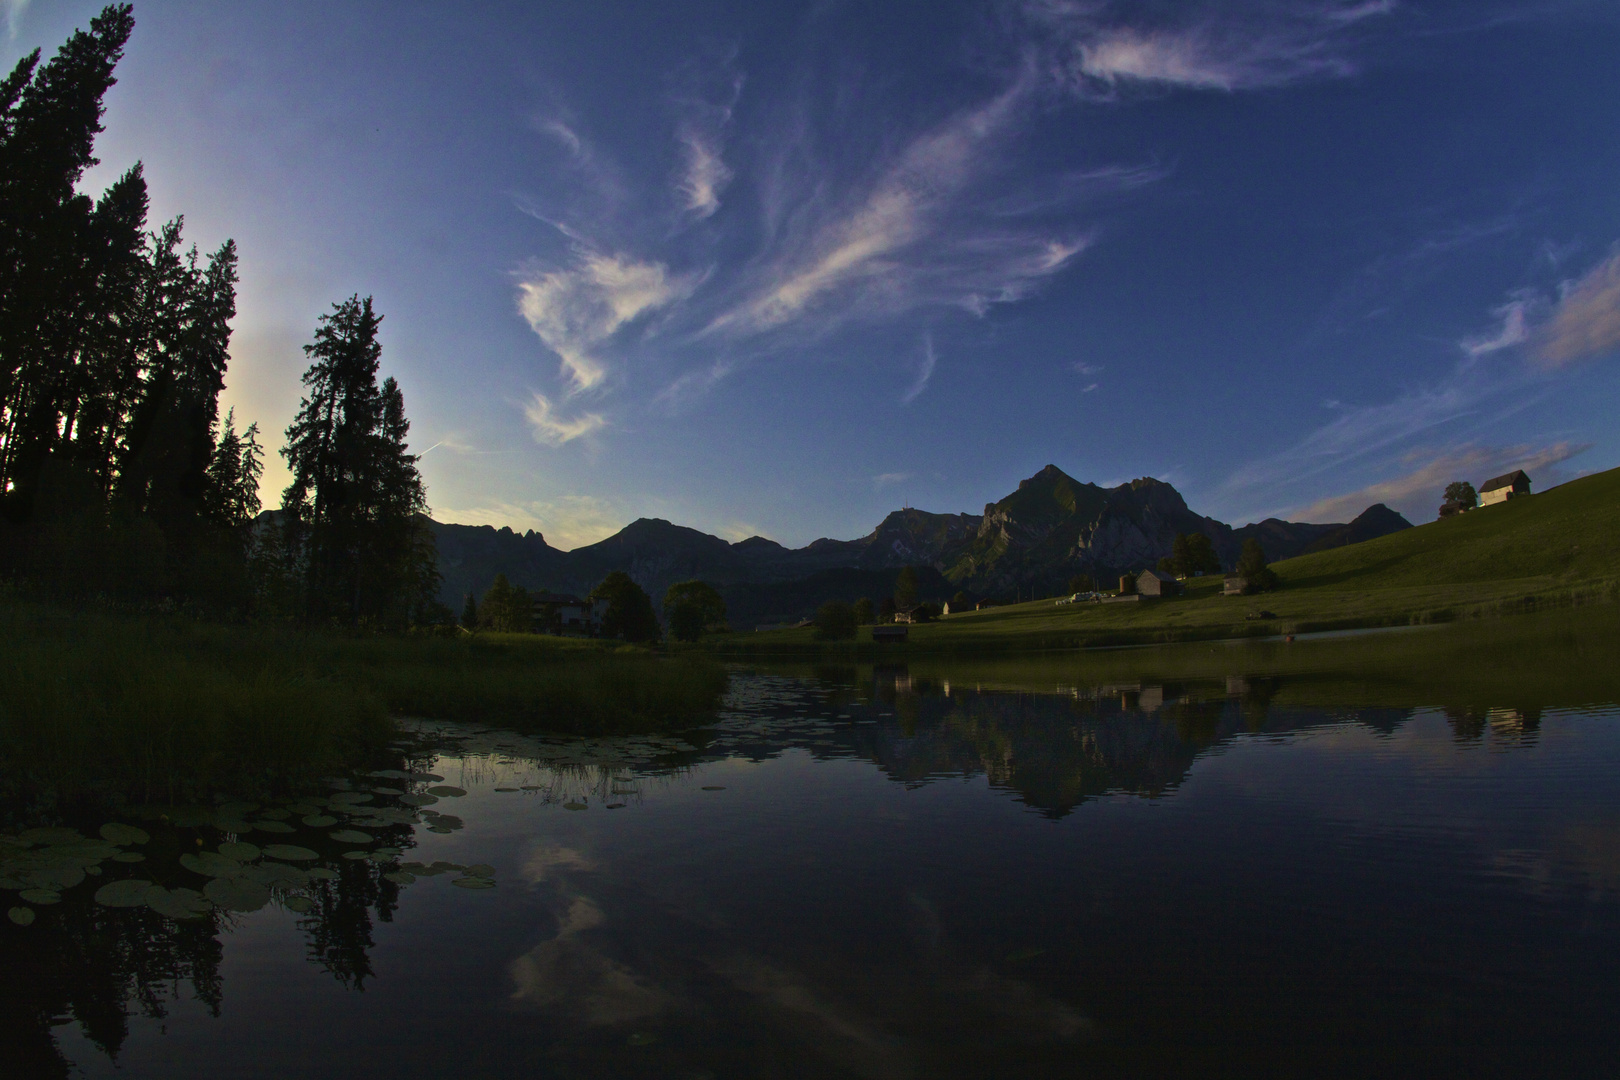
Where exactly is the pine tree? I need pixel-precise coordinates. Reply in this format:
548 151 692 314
280 295 437 626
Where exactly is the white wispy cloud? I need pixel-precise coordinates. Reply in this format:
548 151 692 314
872 472 911 490
706 73 1092 339
517 249 696 392
1029 0 1394 94
3 0 28 39
676 124 733 219
902 334 937 405
1461 296 1534 359
523 392 606 446
1538 249 1620 367
1292 440 1592 523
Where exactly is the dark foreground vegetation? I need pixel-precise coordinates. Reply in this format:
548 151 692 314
0 592 727 803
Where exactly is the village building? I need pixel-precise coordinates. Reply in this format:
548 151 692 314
1479 470 1531 506
531 592 606 637
1223 575 1248 596
1135 569 1183 597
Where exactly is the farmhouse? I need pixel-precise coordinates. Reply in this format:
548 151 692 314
1223 575 1248 596
1135 569 1183 597
532 592 606 636
1479 470 1531 506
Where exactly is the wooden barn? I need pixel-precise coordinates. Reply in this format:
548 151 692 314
1136 569 1183 597
1479 470 1531 506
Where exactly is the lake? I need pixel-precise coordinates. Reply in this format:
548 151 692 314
7 609 1620 1078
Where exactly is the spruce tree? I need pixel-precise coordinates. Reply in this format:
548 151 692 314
280 296 437 626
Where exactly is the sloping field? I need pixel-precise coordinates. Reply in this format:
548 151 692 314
718 466 1620 656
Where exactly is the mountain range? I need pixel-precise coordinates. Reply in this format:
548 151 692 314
431 465 1412 629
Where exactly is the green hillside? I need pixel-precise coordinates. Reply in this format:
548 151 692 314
716 466 1620 656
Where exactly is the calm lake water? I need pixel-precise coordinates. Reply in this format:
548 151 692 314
8 617 1620 1078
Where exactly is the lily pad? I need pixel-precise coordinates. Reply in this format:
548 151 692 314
19 889 61 905
252 820 296 834
427 826 453 834
426 786 467 798
284 895 315 913
260 845 318 862
563 802 588 811
301 815 338 828
144 885 210 919
329 830 373 844
370 786 404 795
111 852 146 863
368 769 411 779
18 827 82 845
329 792 373 805
257 808 292 821
204 876 271 912
463 863 496 878
180 852 242 878
8 906 34 925
219 842 261 862
99 823 150 845
214 819 256 834
245 862 310 887
24 866 85 890
94 879 155 907
399 793 438 807
408 772 445 782
450 877 494 889
383 871 416 885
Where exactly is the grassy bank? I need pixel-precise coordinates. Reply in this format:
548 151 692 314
0 597 728 801
716 465 1620 658
748 606 1620 712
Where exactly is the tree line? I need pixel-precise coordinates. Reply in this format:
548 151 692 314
0 6 435 627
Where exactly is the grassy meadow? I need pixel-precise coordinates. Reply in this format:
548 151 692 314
0 596 728 802
719 465 1620 658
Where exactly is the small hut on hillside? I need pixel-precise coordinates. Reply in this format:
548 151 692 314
1136 569 1183 597
1479 470 1531 506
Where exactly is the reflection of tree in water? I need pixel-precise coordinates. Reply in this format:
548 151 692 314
1 896 224 1078
2 813 418 1070
299 842 405 990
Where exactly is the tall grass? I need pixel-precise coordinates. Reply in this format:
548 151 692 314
0 596 728 801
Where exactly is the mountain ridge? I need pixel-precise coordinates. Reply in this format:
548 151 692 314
426 465 1412 628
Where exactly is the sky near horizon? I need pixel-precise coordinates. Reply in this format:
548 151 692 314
8 0 1620 548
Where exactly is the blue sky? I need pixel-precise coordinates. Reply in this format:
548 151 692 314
10 0 1620 547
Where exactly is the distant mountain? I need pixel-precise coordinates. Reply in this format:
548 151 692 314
426 465 1411 626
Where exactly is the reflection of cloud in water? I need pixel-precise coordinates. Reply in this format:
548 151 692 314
522 844 595 883
709 956 919 1080
509 895 672 1025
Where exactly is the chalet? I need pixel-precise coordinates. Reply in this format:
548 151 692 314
1135 569 1183 597
1479 470 1531 506
1223 575 1248 596
893 607 917 624
532 592 606 637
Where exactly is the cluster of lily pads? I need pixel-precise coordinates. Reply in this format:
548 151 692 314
1 766 498 927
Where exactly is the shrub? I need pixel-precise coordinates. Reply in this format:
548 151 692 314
813 600 858 640
852 597 875 625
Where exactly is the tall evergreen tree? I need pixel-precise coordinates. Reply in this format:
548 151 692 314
280 295 436 625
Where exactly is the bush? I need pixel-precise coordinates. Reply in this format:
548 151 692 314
813 600 858 640
1236 538 1279 593
852 597 874 625
664 580 726 643
590 572 660 643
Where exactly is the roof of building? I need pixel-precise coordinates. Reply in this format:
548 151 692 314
1481 469 1530 493
532 592 586 605
1139 569 1176 582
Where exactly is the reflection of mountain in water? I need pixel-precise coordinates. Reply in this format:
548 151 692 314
850 672 1417 818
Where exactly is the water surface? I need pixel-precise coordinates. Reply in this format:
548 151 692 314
9 613 1620 1078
